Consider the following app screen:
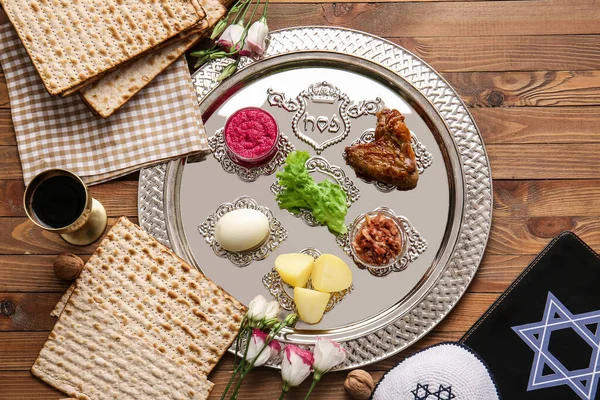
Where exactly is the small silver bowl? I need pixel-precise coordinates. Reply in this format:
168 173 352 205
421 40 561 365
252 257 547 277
349 207 408 270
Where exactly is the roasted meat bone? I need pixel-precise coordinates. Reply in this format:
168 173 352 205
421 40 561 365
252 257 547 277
345 108 418 190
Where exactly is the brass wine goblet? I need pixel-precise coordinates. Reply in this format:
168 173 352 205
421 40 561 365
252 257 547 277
23 169 108 246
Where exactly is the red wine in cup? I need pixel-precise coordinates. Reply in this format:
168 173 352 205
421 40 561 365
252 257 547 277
31 175 86 229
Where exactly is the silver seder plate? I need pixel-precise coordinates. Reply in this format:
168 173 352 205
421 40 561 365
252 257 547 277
138 27 493 370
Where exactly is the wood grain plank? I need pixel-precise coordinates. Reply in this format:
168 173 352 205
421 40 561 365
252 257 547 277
5 176 600 219
0 147 22 180
0 180 138 217
487 216 600 255
0 0 594 85
1 106 600 150
0 256 77 292
446 71 600 107
0 215 598 256
494 180 600 217
2 100 599 151
265 1 600 38
0 147 141 181
487 143 600 179
471 107 600 144
0 368 373 400
0 77 6 109
0 217 138 255
3 141 600 183
469 253 530 293
0 110 13 145
0 293 60 331
0 332 49 371
0 252 516 293
0 180 23 216
392 35 600 72
0 291 493 332
269 0 488 3
0 329 459 375
7 70 600 116
0 372 64 400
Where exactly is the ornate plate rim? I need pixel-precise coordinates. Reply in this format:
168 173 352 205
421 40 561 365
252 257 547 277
138 26 493 370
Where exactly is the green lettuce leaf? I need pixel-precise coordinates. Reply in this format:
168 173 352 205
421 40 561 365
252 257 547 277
275 151 348 235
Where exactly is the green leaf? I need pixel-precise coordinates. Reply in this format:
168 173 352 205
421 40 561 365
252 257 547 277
275 151 348 235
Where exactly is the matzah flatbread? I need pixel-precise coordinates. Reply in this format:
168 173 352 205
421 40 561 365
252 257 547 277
51 282 75 318
0 0 206 95
79 31 204 118
33 284 214 400
79 0 227 118
53 217 245 375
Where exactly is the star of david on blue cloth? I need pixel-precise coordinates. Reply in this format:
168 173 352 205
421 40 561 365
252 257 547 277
411 383 455 400
512 292 600 400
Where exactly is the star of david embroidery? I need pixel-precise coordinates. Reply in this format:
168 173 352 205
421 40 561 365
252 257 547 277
411 383 430 400
512 292 600 400
432 385 456 400
411 383 455 400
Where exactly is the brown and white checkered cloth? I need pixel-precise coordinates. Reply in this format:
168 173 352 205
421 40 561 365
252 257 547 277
0 21 208 186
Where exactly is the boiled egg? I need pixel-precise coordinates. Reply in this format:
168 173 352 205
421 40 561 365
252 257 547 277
214 209 270 252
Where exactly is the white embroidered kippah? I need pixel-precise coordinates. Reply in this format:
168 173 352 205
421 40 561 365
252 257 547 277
372 342 500 400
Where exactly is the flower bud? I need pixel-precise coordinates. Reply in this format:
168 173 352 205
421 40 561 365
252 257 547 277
283 312 298 327
216 22 245 52
210 19 228 40
218 63 237 81
240 17 269 57
247 294 268 323
264 300 280 320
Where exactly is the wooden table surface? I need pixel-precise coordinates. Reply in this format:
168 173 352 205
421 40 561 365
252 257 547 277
2 0 600 398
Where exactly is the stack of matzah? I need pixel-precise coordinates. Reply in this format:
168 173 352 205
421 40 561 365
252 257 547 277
33 217 246 399
0 0 226 117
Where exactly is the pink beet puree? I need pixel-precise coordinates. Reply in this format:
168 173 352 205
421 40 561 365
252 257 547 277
224 107 279 164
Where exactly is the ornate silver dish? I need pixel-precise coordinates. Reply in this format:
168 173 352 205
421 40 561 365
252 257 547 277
138 27 492 370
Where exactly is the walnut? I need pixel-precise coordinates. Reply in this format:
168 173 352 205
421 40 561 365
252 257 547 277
53 253 84 281
344 369 374 400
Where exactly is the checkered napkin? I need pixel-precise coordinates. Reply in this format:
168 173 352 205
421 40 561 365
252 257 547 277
0 21 208 186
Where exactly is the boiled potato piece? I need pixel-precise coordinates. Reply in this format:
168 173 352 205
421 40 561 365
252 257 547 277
311 254 352 293
294 287 330 324
275 253 314 287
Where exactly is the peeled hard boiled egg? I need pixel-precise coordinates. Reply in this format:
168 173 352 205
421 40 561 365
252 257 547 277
214 209 270 252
